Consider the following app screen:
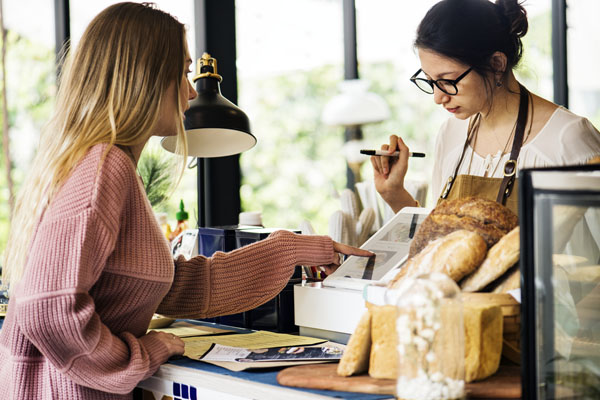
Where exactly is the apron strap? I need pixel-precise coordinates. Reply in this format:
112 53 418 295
496 84 529 205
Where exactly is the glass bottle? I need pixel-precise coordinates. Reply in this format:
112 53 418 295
386 272 465 400
155 212 172 240
170 200 189 241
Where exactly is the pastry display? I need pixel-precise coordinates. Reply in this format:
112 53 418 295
409 197 518 257
336 196 523 386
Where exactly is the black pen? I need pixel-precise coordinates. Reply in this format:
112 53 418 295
360 149 426 158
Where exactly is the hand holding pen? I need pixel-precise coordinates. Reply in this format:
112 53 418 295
360 150 425 158
369 135 423 213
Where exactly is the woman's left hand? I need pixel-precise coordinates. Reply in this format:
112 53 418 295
318 241 374 275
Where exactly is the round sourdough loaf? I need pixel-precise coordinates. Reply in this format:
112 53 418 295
409 197 518 258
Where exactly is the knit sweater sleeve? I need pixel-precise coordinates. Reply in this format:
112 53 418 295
157 230 335 318
14 148 170 394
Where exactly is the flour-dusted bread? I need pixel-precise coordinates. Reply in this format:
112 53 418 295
388 230 487 288
337 309 372 376
461 227 520 292
409 197 518 257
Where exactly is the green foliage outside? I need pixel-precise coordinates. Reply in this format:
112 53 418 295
138 143 175 210
239 65 346 234
238 61 444 234
138 138 199 228
517 9 552 97
0 30 55 256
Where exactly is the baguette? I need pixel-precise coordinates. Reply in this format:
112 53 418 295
491 265 520 293
461 227 520 292
389 229 487 288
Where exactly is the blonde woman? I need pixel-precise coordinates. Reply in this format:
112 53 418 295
0 3 371 399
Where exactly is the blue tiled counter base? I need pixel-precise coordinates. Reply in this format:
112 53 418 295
168 357 391 400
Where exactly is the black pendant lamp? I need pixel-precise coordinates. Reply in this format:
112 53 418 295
161 53 256 158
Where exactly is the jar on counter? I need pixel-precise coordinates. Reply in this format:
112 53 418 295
385 272 465 400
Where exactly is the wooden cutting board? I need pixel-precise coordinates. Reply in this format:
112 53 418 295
277 364 521 399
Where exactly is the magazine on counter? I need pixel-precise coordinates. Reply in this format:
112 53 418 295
201 342 344 363
322 206 431 291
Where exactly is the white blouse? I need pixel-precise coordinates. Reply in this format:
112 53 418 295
431 107 600 200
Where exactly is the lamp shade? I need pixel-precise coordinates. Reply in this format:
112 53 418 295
161 53 256 158
322 79 390 126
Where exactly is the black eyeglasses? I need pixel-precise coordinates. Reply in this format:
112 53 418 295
410 67 473 95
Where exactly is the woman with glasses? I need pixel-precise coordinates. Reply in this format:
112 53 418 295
371 0 600 215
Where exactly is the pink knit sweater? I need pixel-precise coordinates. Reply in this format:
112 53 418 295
0 144 335 399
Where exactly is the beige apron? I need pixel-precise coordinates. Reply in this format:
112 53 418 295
437 174 519 216
437 84 530 217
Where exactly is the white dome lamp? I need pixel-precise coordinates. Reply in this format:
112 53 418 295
322 79 390 182
322 79 390 127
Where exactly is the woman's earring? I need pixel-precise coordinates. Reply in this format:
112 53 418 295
495 80 503 88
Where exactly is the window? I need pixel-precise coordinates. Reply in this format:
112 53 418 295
236 0 344 233
355 0 447 206
567 0 600 126
1 0 56 250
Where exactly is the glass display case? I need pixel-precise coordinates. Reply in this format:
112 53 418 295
520 165 600 399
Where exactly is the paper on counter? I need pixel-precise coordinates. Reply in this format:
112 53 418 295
201 344 251 361
183 330 326 360
149 321 231 337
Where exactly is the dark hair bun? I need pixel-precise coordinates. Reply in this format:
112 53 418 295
415 0 529 72
496 0 528 38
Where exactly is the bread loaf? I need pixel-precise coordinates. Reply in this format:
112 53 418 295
409 197 518 257
463 302 503 382
337 310 372 376
388 229 487 288
368 305 398 379
366 300 503 382
461 227 520 292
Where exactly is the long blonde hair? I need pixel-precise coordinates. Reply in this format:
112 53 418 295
2 2 189 289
